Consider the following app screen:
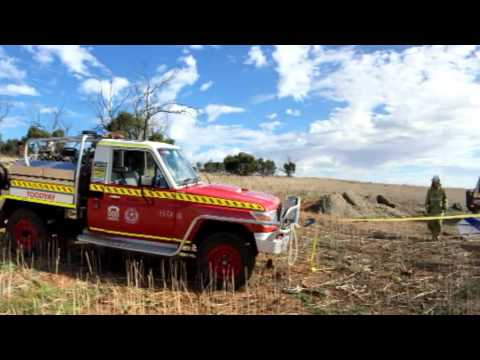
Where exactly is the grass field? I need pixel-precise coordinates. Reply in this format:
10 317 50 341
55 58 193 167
1 171 479 315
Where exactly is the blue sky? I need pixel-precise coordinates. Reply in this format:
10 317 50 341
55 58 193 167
1 45 480 188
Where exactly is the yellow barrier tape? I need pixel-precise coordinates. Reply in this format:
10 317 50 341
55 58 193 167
344 213 480 223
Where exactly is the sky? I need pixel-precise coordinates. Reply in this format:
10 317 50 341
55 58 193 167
0 44 479 188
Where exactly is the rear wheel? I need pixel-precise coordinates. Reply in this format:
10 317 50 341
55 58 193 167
7 208 48 256
197 232 256 290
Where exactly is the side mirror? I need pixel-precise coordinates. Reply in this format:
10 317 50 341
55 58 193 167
140 175 153 187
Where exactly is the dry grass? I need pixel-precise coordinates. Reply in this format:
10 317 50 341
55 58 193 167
202 174 467 209
0 169 478 314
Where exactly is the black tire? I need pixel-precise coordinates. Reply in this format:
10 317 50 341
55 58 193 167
197 232 256 290
7 208 48 256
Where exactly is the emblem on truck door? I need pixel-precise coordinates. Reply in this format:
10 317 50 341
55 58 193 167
124 207 139 224
107 205 120 221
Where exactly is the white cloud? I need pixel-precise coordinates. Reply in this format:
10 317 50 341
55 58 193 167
11 101 26 108
39 106 58 114
272 45 354 101
162 105 299 164
286 108 301 117
0 116 28 130
0 84 39 96
156 64 167 73
296 45 480 186
250 93 276 104
259 121 282 132
245 46 268 68
267 113 277 120
24 45 106 77
190 45 204 50
154 55 199 104
79 77 130 97
203 104 245 122
0 49 26 80
200 81 213 91
160 45 480 187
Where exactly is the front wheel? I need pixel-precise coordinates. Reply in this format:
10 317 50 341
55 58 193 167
197 232 256 290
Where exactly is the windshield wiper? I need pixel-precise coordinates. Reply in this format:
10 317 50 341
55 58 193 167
179 176 201 186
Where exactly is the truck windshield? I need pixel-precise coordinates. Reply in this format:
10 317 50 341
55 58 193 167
158 149 199 186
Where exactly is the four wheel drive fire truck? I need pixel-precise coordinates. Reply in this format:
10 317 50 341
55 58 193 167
0 132 303 288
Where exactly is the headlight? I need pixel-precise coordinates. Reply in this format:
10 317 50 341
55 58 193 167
250 209 278 222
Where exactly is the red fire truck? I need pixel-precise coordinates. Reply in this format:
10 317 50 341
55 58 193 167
0 132 304 288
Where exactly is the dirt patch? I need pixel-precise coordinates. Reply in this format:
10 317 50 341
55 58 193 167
411 261 455 273
306 193 361 218
306 191 409 219
461 244 480 254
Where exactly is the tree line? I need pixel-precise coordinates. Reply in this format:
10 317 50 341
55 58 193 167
200 152 296 177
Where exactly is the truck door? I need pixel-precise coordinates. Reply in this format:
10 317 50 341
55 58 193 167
88 149 178 242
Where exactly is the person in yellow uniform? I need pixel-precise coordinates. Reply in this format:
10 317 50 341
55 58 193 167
425 175 448 241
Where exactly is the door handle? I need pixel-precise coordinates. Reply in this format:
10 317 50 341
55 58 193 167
108 195 121 199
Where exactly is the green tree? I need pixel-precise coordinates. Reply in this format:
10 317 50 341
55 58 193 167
256 158 276 176
106 112 144 139
51 129 65 138
283 160 296 177
148 131 175 144
203 161 224 173
0 138 21 155
105 111 175 144
23 126 51 141
224 152 257 176
263 159 277 176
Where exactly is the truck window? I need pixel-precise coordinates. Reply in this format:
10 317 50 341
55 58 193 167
111 150 144 186
146 151 168 188
110 149 168 188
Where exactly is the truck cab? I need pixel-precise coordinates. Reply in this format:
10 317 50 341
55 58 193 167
0 135 302 289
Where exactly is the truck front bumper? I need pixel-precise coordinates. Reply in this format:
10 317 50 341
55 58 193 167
254 195 301 255
254 230 291 255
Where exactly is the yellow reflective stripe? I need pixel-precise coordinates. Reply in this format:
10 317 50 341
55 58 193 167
0 194 75 209
98 141 151 149
10 179 74 194
89 183 265 211
89 227 187 244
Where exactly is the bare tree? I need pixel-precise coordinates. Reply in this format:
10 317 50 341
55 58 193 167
88 71 190 140
90 79 132 131
0 101 11 124
131 71 186 140
51 105 64 131
50 105 72 136
28 104 73 136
